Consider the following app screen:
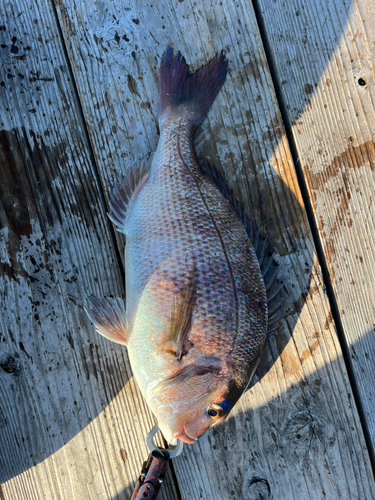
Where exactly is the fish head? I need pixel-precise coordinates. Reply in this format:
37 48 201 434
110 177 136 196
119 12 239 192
148 357 244 445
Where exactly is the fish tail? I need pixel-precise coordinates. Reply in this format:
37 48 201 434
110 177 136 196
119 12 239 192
159 47 228 127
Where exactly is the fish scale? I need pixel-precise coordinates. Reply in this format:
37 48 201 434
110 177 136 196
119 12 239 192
86 48 283 446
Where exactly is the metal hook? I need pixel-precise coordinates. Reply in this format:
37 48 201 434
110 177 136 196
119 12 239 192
145 424 184 458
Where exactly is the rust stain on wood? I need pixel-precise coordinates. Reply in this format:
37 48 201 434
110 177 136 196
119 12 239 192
303 139 375 276
301 339 320 363
280 342 303 379
119 448 128 462
304 139 375 204
324 312 333 331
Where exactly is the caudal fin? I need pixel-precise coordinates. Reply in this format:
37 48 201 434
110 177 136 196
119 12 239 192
159 47 228 127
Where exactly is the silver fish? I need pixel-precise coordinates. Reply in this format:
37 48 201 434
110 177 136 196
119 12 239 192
87 48 285 445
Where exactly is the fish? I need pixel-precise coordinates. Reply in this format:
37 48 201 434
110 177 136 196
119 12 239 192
86 47 286 446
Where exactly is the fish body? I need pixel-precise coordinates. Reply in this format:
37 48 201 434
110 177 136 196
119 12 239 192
87 48 278 445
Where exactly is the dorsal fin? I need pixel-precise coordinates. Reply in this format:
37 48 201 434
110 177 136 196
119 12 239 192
199 158 288 333
108 154 154 233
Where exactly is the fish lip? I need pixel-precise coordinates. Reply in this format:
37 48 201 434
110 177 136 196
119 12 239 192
174 429 198 444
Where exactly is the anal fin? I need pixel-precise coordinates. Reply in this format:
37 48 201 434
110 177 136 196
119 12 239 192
85 296 128 345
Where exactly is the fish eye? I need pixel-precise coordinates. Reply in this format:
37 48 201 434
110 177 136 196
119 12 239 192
207 403 227 420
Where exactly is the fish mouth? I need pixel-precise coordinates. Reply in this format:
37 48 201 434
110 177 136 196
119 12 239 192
174 428 198 444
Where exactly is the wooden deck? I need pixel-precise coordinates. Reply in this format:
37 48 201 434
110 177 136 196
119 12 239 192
1 0 374 498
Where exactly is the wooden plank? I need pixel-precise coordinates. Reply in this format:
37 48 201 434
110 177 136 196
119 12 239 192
53 0 375 498
254 0 375 458
0 1 178 499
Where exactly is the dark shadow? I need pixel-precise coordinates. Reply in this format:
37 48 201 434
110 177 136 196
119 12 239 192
109 331 375 499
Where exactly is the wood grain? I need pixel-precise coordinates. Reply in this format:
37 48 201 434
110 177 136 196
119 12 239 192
53 0 375 498
0 1 178 499
255 0 375 458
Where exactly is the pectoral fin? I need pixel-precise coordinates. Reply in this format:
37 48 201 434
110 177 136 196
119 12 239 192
164 262 197 360
85 296 128 345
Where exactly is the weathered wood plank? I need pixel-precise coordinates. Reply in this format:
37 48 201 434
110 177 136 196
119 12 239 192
54 0 375 498
0 1 178 499
255 0 375 458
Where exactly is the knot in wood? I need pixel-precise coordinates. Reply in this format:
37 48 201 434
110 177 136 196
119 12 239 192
279 405 336 464
0 355 18 374
243 475 271 500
